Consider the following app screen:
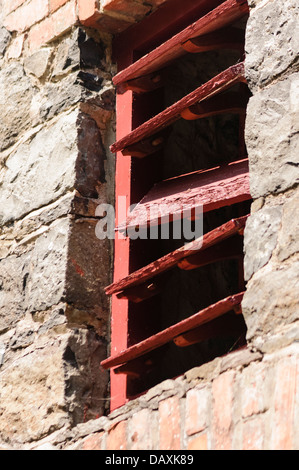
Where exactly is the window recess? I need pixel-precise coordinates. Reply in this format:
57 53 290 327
103 0 251 409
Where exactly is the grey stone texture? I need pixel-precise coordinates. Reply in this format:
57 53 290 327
0 25 114 446
245 72 299 199
242 260 299 342
0 26 11 56
243 0 299 346
245 0 299 92
0 111 78 225
276 190 299 262
244 204 282 281
0 62 37 151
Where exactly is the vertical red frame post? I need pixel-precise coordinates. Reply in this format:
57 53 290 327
110 51 133 411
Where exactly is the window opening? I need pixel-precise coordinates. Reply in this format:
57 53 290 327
102 0 251 410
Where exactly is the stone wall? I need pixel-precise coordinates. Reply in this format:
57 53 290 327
0 0 298 451
0 0 172 449
242 0 299 349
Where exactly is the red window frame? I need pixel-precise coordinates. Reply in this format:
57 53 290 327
104 0 250 411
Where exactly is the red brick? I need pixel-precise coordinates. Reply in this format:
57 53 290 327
212 371 235 450
77 0 133 33
159 396 181 450
241 364 266 418
185 387 209 436
3 0 26 15
242 417 264 450
82 432 104 450
129 408 153 450
4 0 48 33
28 0 77 51
272 357 297 450
107 421 127 450
187 433 208 450
49 0 69 13
77 0 101 25
102 0 151 20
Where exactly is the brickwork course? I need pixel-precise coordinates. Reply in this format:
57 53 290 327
0 0 298 450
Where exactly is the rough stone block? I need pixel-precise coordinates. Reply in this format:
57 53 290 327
0 26 11 56
24 218 70 313
0 339 68 444
0 62 36 151
277 190 299 262
244 205 283 280
0 111 78 224
0 109 107 225
24 48 52 78
245 0 299 91
0 251 32 333
245 72 299 198
0 326 109 444
242 260 299 341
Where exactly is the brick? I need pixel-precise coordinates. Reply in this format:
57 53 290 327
129 408 153 450
241 364 267 418
78 0 100 23
242 417 264 450
102 0 151 21
159 396 181 450
212 371 235 450
107 421 127 450
3 0 26 15
272 357 297 450
28 0 77 51
187 434 208 451
4 0 49 33
49 0 69 13
77 0 133 33
82 432 104 450
185 387 209 436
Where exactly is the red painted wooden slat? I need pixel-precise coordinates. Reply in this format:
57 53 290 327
173 313 246 347
117 158 250 231
110 63 246 155
113 0 249 87
113 0 225 59
105 215 248 296
100 292 244 369
181 26 245 54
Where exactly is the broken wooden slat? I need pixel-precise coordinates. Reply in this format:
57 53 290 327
181 26 245 53
173 312 246 347
113 0 249 88
110 62 246 155
100 292 244 370
117 158 250 232
106 214 248 297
